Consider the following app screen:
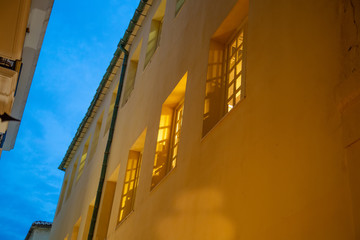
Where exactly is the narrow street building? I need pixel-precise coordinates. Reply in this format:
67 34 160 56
51 0 360 239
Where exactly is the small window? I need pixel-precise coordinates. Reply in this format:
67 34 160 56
77 135 91 181
175 0 185 15
151 73 187 189
122 40 142 106
144 0 166 67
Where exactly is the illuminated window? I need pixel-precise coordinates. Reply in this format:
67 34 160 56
169 101 184 169
144 0 166 67
225 27 246 112
65 156 79 200
77 135 91 182
202 9 248 136
175 0 185 15
151 73 187 189
118 150 142 223
118 129 146 223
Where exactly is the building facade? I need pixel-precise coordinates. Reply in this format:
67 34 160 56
0 0 54 156
25 221 52 240
51 0 360 239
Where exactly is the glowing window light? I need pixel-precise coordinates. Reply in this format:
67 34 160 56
225 28 246 112
151 101 185 189
118 151 142 223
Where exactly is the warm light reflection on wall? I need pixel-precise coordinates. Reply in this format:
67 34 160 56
157 188 235 239
118 151 142 223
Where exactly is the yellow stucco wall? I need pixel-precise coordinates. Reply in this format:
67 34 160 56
50 0 360 239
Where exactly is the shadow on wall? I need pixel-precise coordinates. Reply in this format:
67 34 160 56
156 188 235 240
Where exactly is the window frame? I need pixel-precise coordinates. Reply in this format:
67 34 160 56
151 98 185 190
117 151 143 224
168 99 184 172
144 0 166 68
201 18 248 138
224 21 247 113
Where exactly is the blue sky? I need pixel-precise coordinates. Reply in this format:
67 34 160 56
0 1 138 239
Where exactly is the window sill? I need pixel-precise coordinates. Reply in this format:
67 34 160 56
175 1 186 18
201 97 246 142
116 210 135 229
149 165 177 193
143 46 160 71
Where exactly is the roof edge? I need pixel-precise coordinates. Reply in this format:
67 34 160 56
58 0 150 171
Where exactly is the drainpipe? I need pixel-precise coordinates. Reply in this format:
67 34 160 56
87 1 148 239
87 47 128 240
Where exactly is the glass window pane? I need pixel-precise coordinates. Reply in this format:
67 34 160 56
237 48 243 59
236 60 242 75
236 75 242 90
231 40 236 55
119 151 142 222
237 30 244 47
227 100 233 112
172 145 178 158
171 159 176 169
228 69 234 83
228 83 234 98
235 90 241 104
230 56 235 69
